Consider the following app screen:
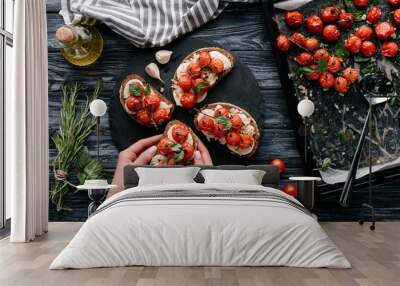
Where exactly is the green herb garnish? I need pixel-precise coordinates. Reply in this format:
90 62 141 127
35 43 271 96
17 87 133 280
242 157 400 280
144 84 151 95
354 55 371 63
361 63 377 76
129 83 143 96
320 158 332 171
316 57 328 73
193 82 209 96
343 0 364 22
335 43 350 59
215 116 232 131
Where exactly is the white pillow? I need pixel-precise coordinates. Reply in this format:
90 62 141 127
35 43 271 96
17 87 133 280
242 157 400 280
200 169 266 185
136 167 201 186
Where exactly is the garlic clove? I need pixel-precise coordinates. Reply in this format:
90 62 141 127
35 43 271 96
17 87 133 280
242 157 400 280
145 62 164 84
155 50 173 65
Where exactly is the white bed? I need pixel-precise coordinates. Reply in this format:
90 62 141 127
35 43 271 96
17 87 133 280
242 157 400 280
50 183 350 269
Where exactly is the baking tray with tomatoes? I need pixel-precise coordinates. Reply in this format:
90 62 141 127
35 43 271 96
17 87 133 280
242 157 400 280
261 0 400 185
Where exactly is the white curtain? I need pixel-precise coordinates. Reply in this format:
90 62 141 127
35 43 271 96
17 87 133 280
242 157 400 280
7 0 49 242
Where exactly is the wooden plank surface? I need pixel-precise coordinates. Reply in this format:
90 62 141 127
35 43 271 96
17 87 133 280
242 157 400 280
1 222 400 286
47 0 400 221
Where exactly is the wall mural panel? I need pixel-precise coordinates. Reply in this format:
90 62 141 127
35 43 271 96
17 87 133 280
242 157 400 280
47 0 400 221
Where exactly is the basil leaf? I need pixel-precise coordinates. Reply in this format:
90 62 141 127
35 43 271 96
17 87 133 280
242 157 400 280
354 55 371 63
361 63 377 76
343 0 364 21
320 158 332 171
129 84 143 97
316 57 328 73
215 116 232 131
335 43 350 59
144 84 151 96
194 82 209 96
171 143 183 153
173 151 185 163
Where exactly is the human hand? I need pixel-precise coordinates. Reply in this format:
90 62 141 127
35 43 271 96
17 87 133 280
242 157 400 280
109 134 162 198
192 133 213 166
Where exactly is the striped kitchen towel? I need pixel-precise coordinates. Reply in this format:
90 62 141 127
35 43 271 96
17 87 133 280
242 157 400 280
59 0 255 48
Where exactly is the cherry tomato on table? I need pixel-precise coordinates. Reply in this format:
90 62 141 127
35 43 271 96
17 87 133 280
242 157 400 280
271 159 286 173
375 22 396 40
126 96 143 112
382 41 399 58
338 11 355 29
295 52 313 66
304 37 319 51
335 77 349 93
291 32 307 47
393 9 400 26
306 15 324 34
304 65 321 81
313 48 330 63
388 0 400 6
321 6 340 23
353 0 369 8
355 25 373 41
285 10 304 28
360 41 377 57
319 72 335 89
276 35 291 52
345 35 362 53
180 92 197 109
327 56 343 74
323 25 341 42
152 108 170 125
367 7 382 24
172 124 189 143
342 67 360 83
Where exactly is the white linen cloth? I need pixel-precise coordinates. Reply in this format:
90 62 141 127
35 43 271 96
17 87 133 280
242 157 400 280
50 183 350 269
60 0 256 48
7 0 49 242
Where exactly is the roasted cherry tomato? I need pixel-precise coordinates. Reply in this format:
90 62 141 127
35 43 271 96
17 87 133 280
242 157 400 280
215 107 229 117
178 74 193 91
136 110 151 125
393 9 400 26
338 11 354 29
367 7 382 24
342 67 360 83
306 15 324 34
327 56 343 74
323 25 341 42
180 92 197 109
187 62 201 77
198 51 211 68
239 134 253 149
198 115 215 132
129 82 144 97
355 25 373 41
321 6 340 23
226 131 241 146
304 37 319 51
192 78 209 96
285 10 304 28
304 64 321 81
360 41 377 57
345 35 362 53
382 41 399 58
152 108 170 125
319 72 335 89
209 58 224 74
388 0 400 6
313 48 330 63
144 94 161 111
172 124 189 143
271 159 286 173
157 138 174 155
283 184 297 197
335 77 349 93
276 35 291 52
295 52 313 66
230 114 243 129
375 22 396 40
212 123 228 138
182 142 195 161
353 0 369 8
126 96 142 112
291 32 307 47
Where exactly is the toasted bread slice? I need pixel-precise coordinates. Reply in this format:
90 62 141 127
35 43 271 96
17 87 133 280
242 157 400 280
194 103 260 157
172 47 235 108
120 74 174 127
150 120 197 166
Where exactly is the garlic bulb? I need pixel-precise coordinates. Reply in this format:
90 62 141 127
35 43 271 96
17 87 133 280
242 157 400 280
145 62 164 84
155 50 173 65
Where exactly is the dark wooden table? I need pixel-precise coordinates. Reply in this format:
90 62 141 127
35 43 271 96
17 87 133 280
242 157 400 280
47 0 400 221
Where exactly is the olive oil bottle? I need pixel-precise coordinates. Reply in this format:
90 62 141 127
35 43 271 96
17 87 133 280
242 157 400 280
55 25 103 66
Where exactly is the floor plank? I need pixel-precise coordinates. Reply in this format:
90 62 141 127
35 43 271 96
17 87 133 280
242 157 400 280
1 222 399 286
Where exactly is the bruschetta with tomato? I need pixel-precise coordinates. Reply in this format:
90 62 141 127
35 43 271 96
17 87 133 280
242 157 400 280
171 47 235 109
194 103 260 157
150 120 197 166
120 74 174 127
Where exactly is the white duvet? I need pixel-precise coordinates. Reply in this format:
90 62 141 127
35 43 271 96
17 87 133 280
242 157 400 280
50 183 350 269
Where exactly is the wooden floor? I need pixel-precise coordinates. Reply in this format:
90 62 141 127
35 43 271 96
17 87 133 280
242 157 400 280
0 222 399 286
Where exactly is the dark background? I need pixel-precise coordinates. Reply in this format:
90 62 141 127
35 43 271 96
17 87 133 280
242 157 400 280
47 0 400 221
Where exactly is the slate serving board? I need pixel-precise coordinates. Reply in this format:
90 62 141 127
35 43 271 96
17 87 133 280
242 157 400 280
109 37 264 165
